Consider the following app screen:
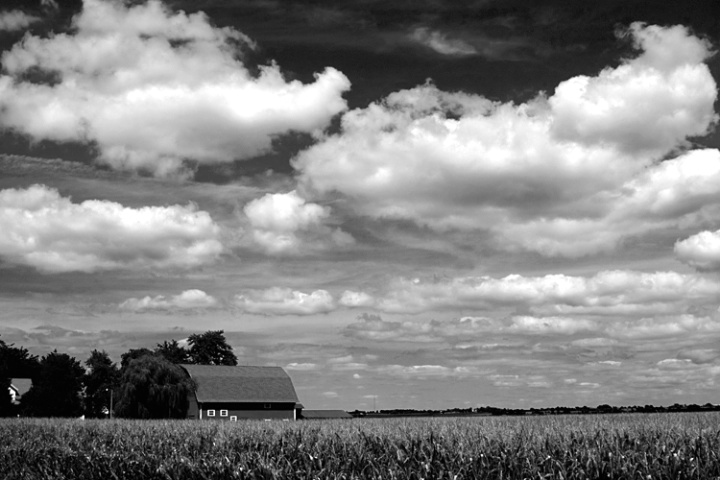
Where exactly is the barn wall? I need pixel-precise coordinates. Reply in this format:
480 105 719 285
186 392 199 419
199 402 296 420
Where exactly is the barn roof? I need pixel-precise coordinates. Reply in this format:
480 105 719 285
180 365 299 403
302 410 353 420
10 378 32 396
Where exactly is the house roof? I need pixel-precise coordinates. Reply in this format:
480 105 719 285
302 410 353 419
180 365 299 403
10 378 32 396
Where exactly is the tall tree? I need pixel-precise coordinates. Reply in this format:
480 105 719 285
21 351 84 417
115 354 194 419
120 347 155 370
187 330 237 366
84 350 120 418
0 337 40 417
155 340 189 364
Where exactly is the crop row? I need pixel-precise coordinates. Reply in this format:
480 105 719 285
2 413 720 479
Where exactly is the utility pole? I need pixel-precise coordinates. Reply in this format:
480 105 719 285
105 387 114 419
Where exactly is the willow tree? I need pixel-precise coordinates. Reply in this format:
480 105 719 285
114 354 194 419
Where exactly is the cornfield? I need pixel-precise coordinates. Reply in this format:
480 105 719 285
2 413 720 479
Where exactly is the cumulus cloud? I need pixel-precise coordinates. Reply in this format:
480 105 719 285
606 314 720 339
341 311 720 385
0 0 350 176
119 289 218 311
408 27 535 60
0 10 40 31
504 148 720 256
509 316 597 335
235 287 335 315
0 184 222 273
243 190 353 254
285 362 318 371
409 27 477 56
359 270 720 314
675 229 720 271
343 314 447 342
343 313 595 344
339 290 377 308
382 364 453 378
676 348 720 364
549 23 716 153
295 23 718 256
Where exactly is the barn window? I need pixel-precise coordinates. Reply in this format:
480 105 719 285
220 410 228 417
230 416 237 421
264 403 271 409
207 409 216 417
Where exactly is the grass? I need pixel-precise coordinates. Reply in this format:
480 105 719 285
2 413 720 479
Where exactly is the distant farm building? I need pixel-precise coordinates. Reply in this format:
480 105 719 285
301 410 352 420
180 365 300 421
9 378 32 405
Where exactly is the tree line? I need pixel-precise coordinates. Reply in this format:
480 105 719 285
0 330 238 419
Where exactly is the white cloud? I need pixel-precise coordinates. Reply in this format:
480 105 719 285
409 27 477 56
235 287 335 315
243 190 353 254
489 373 552 389
509 316 597 335
366 270 720 314
342 309 720 353
285 362 318 371
550 23 716 154
657 358 692 368
332 362 369 371
0 10 40 31
675 229 720 271
0 10 40 32
676 348 720 364
0 184 222 273
343 313 595 344
606 314 720 339
505 148 720 257
339 290 377 308
295 23 718 257
382 364 453 378
570 338 618 348
344 314 443 343
120 289 218 311
0 0 350 177
577 382 600 388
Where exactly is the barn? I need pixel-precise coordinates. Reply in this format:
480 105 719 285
180 365 301 421
9 378 32 405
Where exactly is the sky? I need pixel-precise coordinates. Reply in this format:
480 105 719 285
1 0 720 411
